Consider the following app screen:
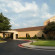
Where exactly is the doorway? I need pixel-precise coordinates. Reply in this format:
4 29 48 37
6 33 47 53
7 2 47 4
16 34 18 39
10 33 13 39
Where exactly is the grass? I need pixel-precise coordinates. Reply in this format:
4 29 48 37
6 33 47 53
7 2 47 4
0 40 6 43
31 40 55 46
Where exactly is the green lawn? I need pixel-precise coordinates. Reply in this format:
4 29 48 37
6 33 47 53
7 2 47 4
31 40 55 46
0 40 6 43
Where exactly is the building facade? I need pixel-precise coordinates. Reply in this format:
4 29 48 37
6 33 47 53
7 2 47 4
0 16 55 40
44 16 55 26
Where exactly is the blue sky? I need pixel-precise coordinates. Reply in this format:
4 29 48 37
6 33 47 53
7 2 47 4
0 0 55 29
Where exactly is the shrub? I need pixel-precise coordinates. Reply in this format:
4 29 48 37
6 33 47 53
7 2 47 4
41 34 45 39
33 35 37 39
18 37 26 39
43 22 55 40
0 36 3 40
26 34 31 39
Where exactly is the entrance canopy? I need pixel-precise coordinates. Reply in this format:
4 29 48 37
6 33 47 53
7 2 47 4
1 30 18 40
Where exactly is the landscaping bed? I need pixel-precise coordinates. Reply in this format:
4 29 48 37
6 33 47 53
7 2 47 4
31 40 55 46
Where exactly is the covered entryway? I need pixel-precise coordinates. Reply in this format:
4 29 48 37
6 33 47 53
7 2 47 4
1 30 18 40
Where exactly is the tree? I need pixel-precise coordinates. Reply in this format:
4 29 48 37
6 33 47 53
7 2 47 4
43 22 55 40
0 13 11 31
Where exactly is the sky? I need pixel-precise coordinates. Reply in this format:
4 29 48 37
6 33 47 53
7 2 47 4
0 0 55 29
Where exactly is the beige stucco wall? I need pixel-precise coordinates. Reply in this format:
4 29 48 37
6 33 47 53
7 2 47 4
18 30 43 38
0 33 3 38
0 33 10 38
50 16 55 22
0 30 44 39
1 30 18 40
44 16 55 26
44 19 50 26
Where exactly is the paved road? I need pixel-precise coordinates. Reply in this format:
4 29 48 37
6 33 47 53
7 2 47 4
0 40 55 55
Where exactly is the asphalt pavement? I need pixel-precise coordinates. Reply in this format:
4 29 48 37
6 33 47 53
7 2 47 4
0 40 55 55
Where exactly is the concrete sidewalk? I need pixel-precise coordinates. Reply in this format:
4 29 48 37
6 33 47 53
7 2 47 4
17 39 55 50
21 41 55 50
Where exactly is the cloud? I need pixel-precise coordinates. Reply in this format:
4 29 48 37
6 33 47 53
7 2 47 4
0 0 39 14
0 0 55 29
7 1 38 13
40 3 55 20
17 3 55 28
17 3 55 19
50 0 55 4
41 3 49 12
0 8 8 12
0 3 8 12
10 20 20 28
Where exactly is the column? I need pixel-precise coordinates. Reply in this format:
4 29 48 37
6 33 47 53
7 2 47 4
3 33 5 39
13 33 16 40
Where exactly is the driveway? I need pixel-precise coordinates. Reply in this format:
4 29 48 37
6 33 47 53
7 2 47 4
0 40 55 55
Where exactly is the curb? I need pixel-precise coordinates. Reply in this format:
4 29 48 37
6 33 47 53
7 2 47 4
18 40 31 48
18 40 55 50
18 44 24 47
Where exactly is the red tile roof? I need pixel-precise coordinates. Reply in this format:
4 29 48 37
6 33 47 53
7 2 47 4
14 26 45 32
